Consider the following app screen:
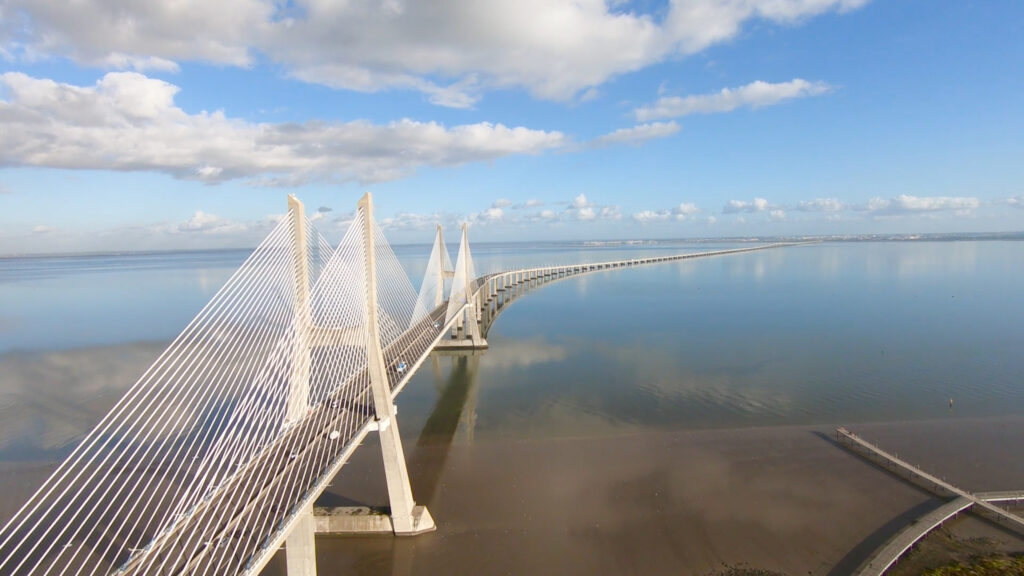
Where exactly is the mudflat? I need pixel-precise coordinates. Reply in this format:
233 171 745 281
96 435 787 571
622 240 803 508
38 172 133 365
272 415 1024 576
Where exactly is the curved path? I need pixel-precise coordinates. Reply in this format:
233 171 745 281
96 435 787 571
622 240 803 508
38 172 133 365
445 242 802 345
837 428 1024 575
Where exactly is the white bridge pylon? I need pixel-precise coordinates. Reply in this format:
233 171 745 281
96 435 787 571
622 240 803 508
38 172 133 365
437 223 487 349
413 225 455 320
0 192 449 576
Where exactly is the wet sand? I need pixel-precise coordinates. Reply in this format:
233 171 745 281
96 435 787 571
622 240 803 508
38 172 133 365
255 415 1024 575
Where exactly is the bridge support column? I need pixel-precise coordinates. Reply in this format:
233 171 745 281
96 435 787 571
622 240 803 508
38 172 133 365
442 224 487 349
286 505 318 576
359 192 435 536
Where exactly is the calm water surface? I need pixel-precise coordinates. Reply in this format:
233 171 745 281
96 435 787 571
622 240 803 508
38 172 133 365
1 241 1023 462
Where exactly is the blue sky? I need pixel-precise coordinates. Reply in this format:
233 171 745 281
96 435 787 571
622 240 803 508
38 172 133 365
1 0 1022 253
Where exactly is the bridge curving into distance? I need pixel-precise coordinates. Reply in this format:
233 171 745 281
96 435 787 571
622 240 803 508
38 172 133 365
0 193 796 576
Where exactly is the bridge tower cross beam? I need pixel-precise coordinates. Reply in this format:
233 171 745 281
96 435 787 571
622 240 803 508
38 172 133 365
359 192 436 536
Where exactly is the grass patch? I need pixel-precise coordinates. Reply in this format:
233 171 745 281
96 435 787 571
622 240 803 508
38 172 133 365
921 554 1024 575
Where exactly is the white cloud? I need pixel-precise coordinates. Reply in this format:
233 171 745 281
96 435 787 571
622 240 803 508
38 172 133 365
1001 196 1024 209
769 209 786 221
632 202 700 223
514 198 545 209
170 211 249 234
539 209 557 220
491 198 512 208
864 194 980 215
1 1 869 106
634 79 832 121
632 210 669 223
32 225 54 234
673 202 700 218
562 193 620 222
475 207 505 222
378 211 453 232
598 205 622 220
311 205 332 222
796 197 845 212
723 197 771 214
571 193 592 209
0 0 268 67
592 121 679 146
0 72 566 185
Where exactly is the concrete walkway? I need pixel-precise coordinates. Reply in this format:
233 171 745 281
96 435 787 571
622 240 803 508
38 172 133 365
837 427 1024 576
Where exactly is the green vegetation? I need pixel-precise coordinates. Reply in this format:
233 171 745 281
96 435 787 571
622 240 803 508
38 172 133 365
921 555 1024 575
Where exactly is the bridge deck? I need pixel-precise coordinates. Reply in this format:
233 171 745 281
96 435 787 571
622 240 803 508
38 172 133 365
118 306 456 575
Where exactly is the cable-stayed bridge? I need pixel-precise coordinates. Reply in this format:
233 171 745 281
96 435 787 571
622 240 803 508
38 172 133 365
0 193 791 576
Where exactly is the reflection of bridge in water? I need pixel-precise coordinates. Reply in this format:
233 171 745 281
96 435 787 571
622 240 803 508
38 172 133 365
0 192 792 576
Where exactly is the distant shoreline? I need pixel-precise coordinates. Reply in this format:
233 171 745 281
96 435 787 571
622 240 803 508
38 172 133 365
3 232 1024 259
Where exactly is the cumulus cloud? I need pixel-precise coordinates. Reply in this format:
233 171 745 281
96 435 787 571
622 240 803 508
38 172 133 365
717 194 983 223
166 211 251 234
1000 196 1024 209
631 202 700 223
512 199 545 210
673 203 700 217
377 211 459 232
592 121 680 147
310 206 333 222
472 207 505 223
634 79 832 122
562 194 620 222
571 193 593 209
0 0 268 67
796 197 845 212
723 198 771 214
32 225 54 234
632 210 668 223
863 194 980 216
1 0 869 106
0 71 566 185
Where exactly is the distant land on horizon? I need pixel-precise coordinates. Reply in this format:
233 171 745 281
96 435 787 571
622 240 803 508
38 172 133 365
3 231 1024 260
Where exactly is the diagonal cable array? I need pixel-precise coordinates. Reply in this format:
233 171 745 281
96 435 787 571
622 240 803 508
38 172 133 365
0 204 451 576
412 228 454 324
370 218 423 348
